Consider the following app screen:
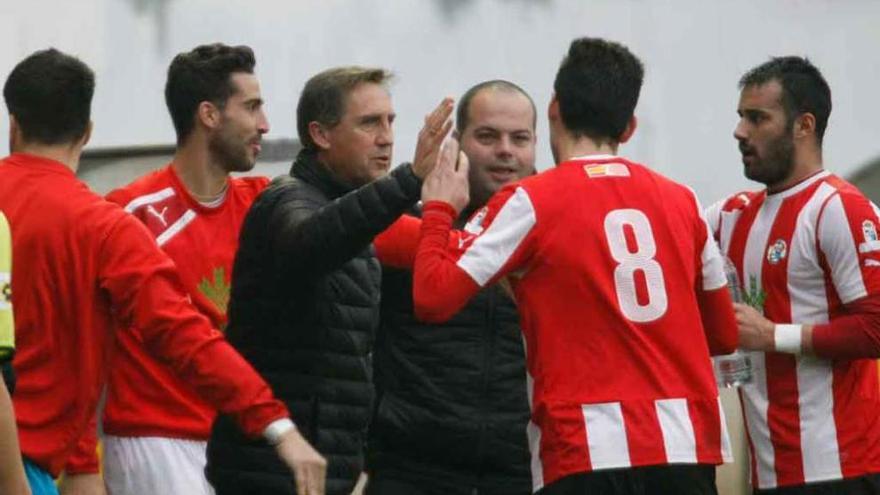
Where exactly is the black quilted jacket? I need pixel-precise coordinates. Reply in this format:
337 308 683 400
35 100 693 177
206 150 422 495
367 262 532 494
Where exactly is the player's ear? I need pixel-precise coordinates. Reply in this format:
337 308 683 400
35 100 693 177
547 94 560 124
619 116 637 144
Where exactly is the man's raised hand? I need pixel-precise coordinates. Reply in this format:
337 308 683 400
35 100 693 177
412 98 454 179
422 138 469 214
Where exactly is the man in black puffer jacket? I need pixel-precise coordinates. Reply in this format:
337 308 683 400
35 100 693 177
206 66 453 495
367 81 537 495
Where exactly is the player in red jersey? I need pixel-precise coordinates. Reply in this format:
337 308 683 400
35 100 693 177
0 49 325 495
707 57 880 494
62 44 273 495
411 37 738 495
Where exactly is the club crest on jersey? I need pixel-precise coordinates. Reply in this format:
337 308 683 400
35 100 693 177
767 239 787 264
863 220 878 243
463 206 488 235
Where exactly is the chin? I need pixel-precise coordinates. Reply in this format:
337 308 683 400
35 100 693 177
229 161 257 173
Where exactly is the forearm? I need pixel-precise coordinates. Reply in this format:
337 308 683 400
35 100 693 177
101 220 289 438
413 201 480 322
809 296 880 358
136 306 288 437
63 413 99 474
375 214 422 269
375 213 465 269
0 380 30 495
736 296 880 358
697 286 738 355
278 164 422 277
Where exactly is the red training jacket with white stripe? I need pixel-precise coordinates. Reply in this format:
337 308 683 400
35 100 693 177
413 155 738 492
706 170 880 490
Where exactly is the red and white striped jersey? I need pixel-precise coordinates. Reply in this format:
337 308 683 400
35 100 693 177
707 170 880 489
413 155 738 491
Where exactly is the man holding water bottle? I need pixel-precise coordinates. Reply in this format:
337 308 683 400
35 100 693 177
707 57 880 494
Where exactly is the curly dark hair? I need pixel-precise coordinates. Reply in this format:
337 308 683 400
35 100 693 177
165 43 256 144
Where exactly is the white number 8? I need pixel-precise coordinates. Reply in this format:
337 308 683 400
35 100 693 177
603 209 668 322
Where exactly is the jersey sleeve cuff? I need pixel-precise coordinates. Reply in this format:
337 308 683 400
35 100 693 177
422 201 457 220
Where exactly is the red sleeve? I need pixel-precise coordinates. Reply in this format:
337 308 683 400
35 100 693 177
691 189 737 355
374 215 422 268
697 287 738 355
810 185 880 358
414 186 536 323
811 295 880 358
63 414 99 474
98 215 288 438
413 202 481 322
375 214 465 269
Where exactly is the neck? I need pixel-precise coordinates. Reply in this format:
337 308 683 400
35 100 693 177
555 133 619 163
171 137 229 200
15 142 82 172
767 146 823 194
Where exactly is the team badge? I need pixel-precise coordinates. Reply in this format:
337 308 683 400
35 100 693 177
767 239 787 264
463 206 488 235
863 220 878 243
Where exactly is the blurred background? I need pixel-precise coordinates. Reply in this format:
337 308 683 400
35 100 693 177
3 1 880 493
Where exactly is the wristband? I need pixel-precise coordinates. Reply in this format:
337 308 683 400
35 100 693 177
774 324 803 354
263 418 295 446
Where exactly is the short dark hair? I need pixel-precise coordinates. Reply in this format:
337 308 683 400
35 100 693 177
456 80 536 134
3 48 94 145
553 37 644 144
165 43 256 144
296 66 392 151
739 56 832 145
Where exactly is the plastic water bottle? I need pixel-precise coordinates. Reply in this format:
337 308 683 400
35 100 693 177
714 257 753 387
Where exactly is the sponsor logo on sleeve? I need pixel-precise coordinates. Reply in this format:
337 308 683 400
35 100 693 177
859 219 880 254
463 206 488 235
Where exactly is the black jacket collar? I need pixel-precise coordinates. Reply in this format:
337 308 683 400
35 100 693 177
290 149 355 200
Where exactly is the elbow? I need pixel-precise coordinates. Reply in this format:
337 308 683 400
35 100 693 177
711 330 739 356
413 288 457 323
414 303 457 324
713 341 738 357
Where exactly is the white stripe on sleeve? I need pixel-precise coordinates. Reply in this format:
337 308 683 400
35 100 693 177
818 193 867 303
691 190 726 290
456 187 537 287
123 187 176 213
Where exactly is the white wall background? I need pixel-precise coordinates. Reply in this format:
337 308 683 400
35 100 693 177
2 0 880 205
